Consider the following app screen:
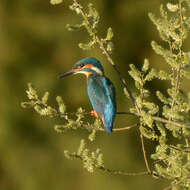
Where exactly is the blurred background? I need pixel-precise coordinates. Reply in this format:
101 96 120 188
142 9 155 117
1 0 188 189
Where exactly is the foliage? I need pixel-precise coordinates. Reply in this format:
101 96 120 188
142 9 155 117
50 0 63 5
64 139 104 173
21 83 103 133
21 0 190 189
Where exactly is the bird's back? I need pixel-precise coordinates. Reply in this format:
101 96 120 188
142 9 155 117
87 74 116 133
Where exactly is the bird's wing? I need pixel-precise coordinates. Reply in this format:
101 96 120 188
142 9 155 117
103 77 116 103
87 75 116 114
87 75 116 133
87 75 107 114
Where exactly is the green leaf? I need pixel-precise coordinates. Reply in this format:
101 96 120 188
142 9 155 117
142 59 149 72
106 41 114 53
156 122 167 144
88 129 96 142
54 125 66 133
66 23 84 31
56 96 66 114
166 3 179 12
64 150 71 159
143 101 159 115
50 0 63 5
129 64 143 86
156 91 170 104
26 83 38 100
157 70 171 80
20 101 34 108
42 92 49 104
139 125 158 140
87 3 99 29
141 111 154 128
151 41 177 69
78 40 96 50
96 151 104 167
106 27 114 41
149 9 181 42
77 139 86 155
144 68 157 81
69 2 82 14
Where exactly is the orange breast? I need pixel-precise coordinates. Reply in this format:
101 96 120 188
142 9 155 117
84 64 93 82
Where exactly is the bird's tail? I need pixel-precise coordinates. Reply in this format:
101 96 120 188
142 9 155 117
105 125 112 133
101 116 113 133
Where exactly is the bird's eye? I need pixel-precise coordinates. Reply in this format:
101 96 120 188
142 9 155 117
74 64 84 69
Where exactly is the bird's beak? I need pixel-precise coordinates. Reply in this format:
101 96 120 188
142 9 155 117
58 69 76 79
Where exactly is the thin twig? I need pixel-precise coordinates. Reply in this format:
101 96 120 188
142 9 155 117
113 124 138 131
140 133 151 174
82 123 138 132
117 111 188 129
151 115 187 128
70 153 149 176
99 166 149 176
185 138 190 161
62 110 188 128
117 111 135 116
170 0 183 111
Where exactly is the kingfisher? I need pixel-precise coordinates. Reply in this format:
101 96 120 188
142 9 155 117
59 57 116 133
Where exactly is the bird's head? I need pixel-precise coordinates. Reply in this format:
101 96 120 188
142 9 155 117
59 57 104 79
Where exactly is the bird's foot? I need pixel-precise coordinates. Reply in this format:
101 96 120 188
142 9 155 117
91 110 98 117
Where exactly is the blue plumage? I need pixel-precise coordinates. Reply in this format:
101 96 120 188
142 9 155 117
74 57 104 74
87 74 116 133
59 57 117 133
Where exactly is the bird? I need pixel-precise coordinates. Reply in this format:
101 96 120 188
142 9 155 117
59 57 116 133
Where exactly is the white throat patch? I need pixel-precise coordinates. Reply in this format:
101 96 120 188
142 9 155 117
75 66 103 76
90 67 103 75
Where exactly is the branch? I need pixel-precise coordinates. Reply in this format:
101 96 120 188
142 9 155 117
170 0 183 111
140 133 151 174
69 153 149 176
117 111 188 129
99 166 149 176
82 123 138 132
113 124 137 131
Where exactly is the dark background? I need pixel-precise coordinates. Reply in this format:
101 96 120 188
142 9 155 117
0 0 189 189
